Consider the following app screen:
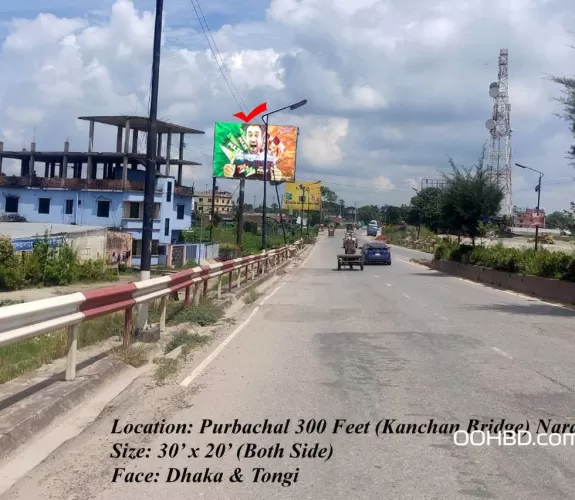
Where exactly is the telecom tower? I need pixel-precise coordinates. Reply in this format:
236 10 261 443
485 49 513 219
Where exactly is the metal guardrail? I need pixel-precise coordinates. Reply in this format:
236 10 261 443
0 240 304 381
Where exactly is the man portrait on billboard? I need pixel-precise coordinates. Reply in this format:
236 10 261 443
223 124 283 181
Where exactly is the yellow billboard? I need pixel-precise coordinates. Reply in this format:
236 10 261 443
284 182 322 211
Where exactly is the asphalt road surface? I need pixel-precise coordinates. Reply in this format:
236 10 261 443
3 229 575 499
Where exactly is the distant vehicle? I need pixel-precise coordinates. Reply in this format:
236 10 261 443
369 220 378 226
367 224 378 236
362 242 391 265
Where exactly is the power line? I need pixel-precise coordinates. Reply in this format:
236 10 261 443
189 0 248 112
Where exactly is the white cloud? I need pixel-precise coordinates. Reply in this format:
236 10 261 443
0 0 574 212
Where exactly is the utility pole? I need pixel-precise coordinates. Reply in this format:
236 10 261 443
535 175 542 250
209 176 216 242
300 185 305 235
236 179 245 249
306 194 310 235
137 0 163 332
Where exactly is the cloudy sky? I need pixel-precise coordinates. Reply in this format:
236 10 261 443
0 0 574 212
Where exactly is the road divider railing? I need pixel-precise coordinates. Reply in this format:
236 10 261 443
0 240 305 381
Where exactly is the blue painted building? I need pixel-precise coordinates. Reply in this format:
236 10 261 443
0 115 204 266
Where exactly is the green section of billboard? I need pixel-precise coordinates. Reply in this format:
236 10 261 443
212 122 298 182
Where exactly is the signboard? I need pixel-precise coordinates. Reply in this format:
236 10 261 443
514 210 545 228
11 236 63 252
284 181 322 211
212 122 298 182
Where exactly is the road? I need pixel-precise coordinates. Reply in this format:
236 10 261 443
3 229 575 499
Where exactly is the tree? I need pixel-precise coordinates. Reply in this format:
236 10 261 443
546 210 575 231
357 205 380 224
550 59 575 164
321 186 339 215
406 188 444 233
441 148 504 245
381 205 408 225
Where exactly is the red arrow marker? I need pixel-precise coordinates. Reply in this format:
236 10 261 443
233 102 267 123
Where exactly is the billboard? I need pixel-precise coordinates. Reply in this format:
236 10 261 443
284 181 322 211
212 122 298 182
518 210 545 228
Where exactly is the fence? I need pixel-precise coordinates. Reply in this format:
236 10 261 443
171 242 220 267
0 240 304 382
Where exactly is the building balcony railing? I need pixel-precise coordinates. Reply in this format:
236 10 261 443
0 176 194 197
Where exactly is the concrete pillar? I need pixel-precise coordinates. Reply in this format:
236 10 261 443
157 133 162 172
166 130 172 177
116 126 123 152
177 133 184 186
90 159 97 179
87 120 94 176
122 119 130 187
0 141 3 175
62 141 69 178
21 158 29 176
30 142 36 177
44 162 49 177
132 129 138 153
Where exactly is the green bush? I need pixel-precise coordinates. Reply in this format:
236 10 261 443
0 232 119 291
434 242 575 282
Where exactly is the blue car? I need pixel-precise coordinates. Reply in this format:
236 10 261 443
367 225 378 236
362 242 391 265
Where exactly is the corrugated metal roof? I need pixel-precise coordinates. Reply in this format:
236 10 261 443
0 223 107 239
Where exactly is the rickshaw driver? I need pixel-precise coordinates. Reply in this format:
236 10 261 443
343 235 356 254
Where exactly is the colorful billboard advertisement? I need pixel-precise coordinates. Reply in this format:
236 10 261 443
284 181 322 211
212 122 298 182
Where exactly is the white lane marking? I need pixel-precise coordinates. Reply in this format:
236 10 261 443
434 313 448 320
180 282 286 387
491 347 513 359
373 275 379 278
386 283 392 287
402 293 410 299
301 241 318 267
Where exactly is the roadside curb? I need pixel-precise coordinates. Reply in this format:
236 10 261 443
0 243 314 461
0 356 129 461
426 259 575 308
214 244 311 310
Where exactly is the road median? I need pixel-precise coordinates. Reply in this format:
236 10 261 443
426 259 575 306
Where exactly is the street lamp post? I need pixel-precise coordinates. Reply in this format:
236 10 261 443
261 99 307 250
515 163 544 250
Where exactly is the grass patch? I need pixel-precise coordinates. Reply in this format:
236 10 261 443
0 299 24 308
165 331 211 354
243 287 261 305
149 299 223 327
154 330 211 384
153 358 179 384
0 313 123 384
221 271 238 286
111 344 150 368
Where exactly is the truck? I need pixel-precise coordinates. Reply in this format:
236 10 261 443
367 224 378 236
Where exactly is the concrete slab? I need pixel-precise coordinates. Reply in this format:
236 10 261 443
0 346 128 460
